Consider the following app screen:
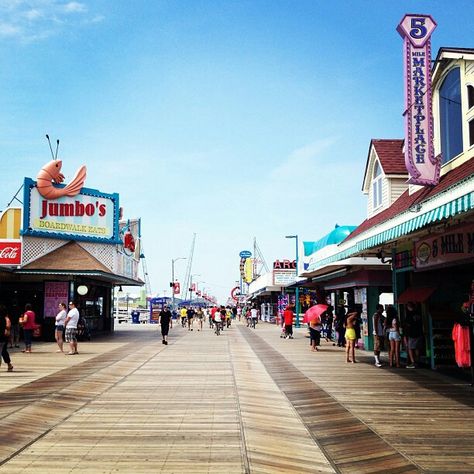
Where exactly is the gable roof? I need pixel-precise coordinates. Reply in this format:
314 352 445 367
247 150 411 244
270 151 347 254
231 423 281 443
362 139 406 191
345 157 474 244
22 241 112 273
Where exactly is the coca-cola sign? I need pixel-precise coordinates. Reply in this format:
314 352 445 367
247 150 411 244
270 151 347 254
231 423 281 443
0 242 21 265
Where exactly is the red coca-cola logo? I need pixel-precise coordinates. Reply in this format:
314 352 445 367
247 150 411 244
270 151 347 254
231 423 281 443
0 242 21 265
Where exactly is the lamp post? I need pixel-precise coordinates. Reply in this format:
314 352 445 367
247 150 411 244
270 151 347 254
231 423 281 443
115 285 123 321
171 257 186 311
285 235 300 327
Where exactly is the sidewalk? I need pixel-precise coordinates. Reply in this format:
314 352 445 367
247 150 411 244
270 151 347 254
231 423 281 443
0 321 473 473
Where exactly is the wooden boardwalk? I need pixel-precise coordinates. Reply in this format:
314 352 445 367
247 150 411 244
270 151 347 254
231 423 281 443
0 321 473 473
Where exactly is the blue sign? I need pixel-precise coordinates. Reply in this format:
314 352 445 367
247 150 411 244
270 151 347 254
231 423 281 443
239 250 252 258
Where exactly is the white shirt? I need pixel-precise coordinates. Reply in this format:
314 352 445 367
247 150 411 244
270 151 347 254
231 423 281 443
214 312 222 322
55 309 67 326
66 308 80 329
251 308 258 319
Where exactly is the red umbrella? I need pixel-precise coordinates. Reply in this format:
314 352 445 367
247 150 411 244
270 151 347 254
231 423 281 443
303 304 328 324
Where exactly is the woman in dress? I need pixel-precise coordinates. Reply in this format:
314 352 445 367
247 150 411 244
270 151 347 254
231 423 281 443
55 302 67 352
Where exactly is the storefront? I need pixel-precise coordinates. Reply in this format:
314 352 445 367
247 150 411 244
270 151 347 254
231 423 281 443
0 158 143 341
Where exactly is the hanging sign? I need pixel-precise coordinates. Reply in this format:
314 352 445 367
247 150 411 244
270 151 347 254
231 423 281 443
415 223 474 269
397 14 440 186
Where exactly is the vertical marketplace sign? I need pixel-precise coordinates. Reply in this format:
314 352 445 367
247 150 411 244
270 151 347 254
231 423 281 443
397 14 440 186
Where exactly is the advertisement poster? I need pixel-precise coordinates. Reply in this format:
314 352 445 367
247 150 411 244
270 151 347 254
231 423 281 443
44 281 69 318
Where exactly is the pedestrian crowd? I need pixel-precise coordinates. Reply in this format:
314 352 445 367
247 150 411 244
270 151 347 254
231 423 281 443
0 299 86 373
275 301 424 369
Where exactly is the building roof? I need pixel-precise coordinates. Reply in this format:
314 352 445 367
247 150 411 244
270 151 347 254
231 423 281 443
22 241 112 273
345 157 474 244
303 225 357 257
372 139 406 174
362 139 406 192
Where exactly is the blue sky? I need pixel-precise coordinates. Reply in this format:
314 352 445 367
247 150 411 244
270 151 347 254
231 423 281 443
1 1 474 302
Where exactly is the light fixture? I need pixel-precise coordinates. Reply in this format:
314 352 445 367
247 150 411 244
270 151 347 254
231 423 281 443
376 249 392 265
118 285 123 293
77 285 88 296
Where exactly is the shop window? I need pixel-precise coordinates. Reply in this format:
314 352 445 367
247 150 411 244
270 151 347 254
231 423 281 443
372 161 383 209
470 119 474 147
439 68 463 163
468 85 474 110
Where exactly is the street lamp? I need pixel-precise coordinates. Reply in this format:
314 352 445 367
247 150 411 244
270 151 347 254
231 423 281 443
171 257 186 311
285 235 300 327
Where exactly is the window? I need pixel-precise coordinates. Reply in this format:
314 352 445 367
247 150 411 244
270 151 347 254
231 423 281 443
470 119 474 147
468 85 474 110
372 161 383 209
439 68 463 163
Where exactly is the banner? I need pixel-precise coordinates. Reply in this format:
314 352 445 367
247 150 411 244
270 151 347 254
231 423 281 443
44 281 69 318
0 242 21 266
397 14 440 186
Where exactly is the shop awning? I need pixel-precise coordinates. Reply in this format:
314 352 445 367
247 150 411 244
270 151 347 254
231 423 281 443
308 188 474 272
398 287 436 304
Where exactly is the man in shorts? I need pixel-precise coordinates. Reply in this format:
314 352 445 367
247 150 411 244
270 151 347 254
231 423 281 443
64 301 80 355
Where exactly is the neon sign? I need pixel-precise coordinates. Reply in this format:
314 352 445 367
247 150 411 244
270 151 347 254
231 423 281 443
397 14 440 186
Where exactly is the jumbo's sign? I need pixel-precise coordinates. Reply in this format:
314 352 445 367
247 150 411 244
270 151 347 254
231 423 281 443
22 177 120 244
397 14 440 186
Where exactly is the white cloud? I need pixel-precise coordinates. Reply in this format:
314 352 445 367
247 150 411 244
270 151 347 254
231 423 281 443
0 22 21 37
0 1 101 42
62 2 87 14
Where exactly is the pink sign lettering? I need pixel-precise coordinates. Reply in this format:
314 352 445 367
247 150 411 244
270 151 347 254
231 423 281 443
397 14 440 186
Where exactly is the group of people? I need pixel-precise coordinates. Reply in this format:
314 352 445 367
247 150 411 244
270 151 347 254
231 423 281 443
372 301 424 369
279 301 424 368
0 300 82 373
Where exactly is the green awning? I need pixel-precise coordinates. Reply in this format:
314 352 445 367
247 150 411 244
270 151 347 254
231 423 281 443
307 189 474 272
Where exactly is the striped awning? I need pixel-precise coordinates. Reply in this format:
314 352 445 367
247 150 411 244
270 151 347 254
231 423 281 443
308 190 474 271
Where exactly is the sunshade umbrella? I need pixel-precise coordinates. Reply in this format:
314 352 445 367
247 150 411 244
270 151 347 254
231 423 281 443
303 304 328 324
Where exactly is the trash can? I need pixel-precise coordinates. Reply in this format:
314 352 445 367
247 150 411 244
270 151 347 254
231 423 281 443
131 311 140 324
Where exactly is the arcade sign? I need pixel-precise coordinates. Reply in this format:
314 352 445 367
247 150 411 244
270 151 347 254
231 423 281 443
273 259 296 270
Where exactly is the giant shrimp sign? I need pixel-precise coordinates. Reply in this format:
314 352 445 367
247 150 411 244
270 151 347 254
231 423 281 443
22 177 120 244
397 14 440 186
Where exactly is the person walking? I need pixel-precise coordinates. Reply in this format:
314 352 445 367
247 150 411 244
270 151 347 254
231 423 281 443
404 302 424 369
372 304 385 367
187 307 195 331
250 306 258 329
21 303 36 353
196 307 204 331
180 307 187 328
55 302 67 352
0 305 13 372
8 309 20 349
159 305 172 345
345 311 358 363
64 301 80 355
283 305 294 339
309 317 321 351
335 304 346 347
214 308 222 335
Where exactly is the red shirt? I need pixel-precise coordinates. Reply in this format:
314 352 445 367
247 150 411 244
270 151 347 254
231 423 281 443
23 310 36 330
283 309 294 326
